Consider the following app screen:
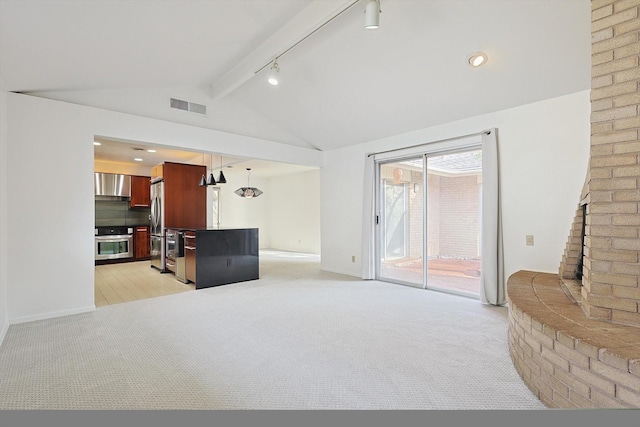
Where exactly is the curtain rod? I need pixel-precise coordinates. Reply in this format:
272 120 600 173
367 130 492 157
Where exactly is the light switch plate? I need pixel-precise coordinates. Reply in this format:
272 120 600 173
526 235 534 246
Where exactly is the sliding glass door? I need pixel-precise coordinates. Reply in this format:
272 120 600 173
377 158 424 287
376 147 482 297
425 149 482 296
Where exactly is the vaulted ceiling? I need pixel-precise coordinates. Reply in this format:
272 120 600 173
0 0 591 153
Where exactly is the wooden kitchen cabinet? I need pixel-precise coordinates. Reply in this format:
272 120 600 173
130 175 151 208
151 164 163 182
162 162 206 229
134 226 150 260
185 231 196 283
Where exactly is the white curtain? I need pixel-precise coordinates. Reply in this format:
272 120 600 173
480 129 506 305
361 129 504 304
361 154 376 279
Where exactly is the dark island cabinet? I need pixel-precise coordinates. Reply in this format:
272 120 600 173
191 228 259 289
185 231 196 283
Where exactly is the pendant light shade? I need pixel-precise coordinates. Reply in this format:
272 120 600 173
235 168 263 198
208 154 216 186
217 156 227 184
198 153 208 187
365 0 381 29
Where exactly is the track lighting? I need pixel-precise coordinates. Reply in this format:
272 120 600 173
254 0 381 87
267 60 279 85
365 0 381 29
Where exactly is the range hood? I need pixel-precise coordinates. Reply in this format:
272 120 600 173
94 173 131 199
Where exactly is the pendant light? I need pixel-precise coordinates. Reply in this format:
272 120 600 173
206 154 217 186
234 168 263 198
198 153 207 187
217 155 227 184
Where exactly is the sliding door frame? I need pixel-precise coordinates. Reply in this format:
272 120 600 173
374 142 484 297
375 155 425 288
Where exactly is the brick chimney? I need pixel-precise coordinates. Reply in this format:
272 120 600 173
560 0 640 327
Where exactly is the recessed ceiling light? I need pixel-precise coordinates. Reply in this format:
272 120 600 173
147 149 157 153
134 158 143 162
468 52 488 67
93 142 101 146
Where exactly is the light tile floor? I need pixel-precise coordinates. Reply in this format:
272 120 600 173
94 261 195 307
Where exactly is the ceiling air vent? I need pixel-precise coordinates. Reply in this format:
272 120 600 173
170 98 207 115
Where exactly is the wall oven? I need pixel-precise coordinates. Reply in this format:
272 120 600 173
95 227 134 261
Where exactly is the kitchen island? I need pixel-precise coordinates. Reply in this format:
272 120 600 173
183 227 259 290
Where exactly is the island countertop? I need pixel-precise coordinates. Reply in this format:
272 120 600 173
179 226 258 232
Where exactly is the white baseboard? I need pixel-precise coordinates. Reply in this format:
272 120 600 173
0 317 9 347
319 267 360 279
10 305 96 325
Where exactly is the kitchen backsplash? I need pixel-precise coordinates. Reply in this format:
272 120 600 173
95 200 150 227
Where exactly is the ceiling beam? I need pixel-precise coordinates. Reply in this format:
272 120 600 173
209 0 359 101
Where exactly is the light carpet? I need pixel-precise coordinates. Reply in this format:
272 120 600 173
0 251 544 410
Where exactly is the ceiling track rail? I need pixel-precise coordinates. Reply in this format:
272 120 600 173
254 0 361 75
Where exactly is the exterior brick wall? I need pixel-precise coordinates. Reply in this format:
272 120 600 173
438 174 481 259
427 173 441 257
409 170 424 259
379 165 480 262
583 0 640 327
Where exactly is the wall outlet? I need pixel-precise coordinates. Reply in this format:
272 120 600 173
526 235 534 246
352 255 356 263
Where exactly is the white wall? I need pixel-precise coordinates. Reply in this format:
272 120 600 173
5 93 322 323
321 91 591 280
0 84 9 344
268 170 321 254
212 168 271 249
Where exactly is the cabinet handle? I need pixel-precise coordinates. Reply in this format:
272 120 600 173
185 246 196 250
133 204 149 207
184 235 196 239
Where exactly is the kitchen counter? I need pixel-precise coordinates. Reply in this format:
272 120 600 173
184 227 259 289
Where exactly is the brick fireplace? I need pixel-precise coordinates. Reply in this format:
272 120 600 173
508 0 640 408
561 0 640 328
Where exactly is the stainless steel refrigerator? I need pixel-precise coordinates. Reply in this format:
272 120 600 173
150 179 165 271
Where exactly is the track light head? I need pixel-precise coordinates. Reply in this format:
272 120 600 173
365 0 381 29
267 60 280 85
